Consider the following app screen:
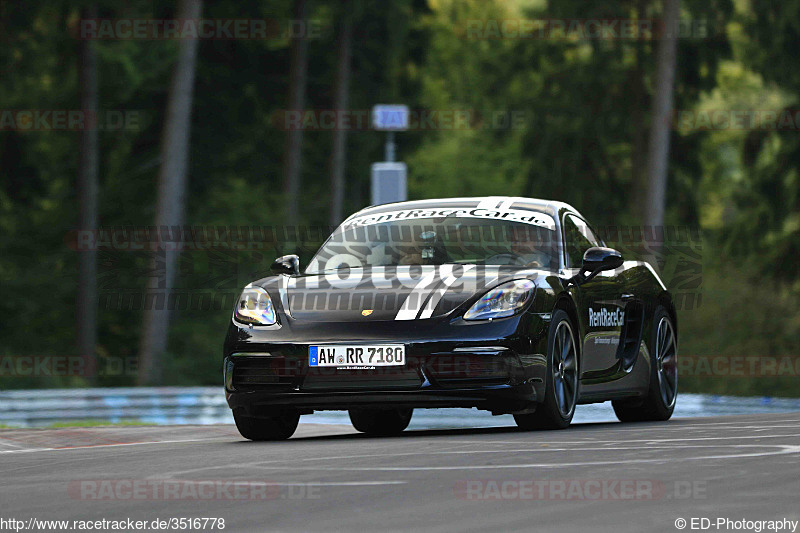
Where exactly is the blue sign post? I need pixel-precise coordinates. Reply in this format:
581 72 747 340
371 105 409 205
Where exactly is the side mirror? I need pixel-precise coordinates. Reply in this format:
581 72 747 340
569 247 623 285
271 254 300 276
582 247 624 273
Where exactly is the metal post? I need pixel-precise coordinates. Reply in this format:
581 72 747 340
385 131 396 162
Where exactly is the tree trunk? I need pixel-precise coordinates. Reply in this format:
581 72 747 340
643 0 680 241
77 4 98 384
630 0 649 223
328 1 354 226
283 0 310 228
137 0 203 386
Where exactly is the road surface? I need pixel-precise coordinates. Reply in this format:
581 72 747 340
1 413 798 532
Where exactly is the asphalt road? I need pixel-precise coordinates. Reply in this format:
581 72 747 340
1 413 799 533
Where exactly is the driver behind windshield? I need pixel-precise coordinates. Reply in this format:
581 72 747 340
306 217 557 272
503 225 554 269
398 230 449 265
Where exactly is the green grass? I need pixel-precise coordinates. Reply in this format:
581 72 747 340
677 254 800 398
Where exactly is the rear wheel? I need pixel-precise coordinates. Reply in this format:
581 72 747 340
349 408 413 436
233 410 300 441
612 306 677 422
515 309 579 430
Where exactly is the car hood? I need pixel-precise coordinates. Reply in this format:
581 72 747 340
260 265 549 322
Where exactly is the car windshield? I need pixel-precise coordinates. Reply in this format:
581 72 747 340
306 216 558 273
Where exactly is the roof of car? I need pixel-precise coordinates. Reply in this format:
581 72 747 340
348 196 579 220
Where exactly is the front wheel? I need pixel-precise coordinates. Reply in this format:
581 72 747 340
515 309 579 430
613 306 677 422
233 410 300 441
349 408 412 436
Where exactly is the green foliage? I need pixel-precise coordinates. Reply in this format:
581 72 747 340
724 0 800 283
678 246 800 396
0 0 797 397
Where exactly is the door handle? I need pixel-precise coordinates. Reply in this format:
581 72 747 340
621 293 635 301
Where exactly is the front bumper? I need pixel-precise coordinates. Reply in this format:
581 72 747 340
223 312 549 414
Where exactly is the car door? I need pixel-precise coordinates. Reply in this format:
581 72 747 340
562 213 624 380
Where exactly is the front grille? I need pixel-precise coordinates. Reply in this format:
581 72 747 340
426 355 510 387
231 356 298 391
302 365 422 391
230 352 513 392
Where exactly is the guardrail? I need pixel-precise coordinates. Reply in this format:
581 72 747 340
1 388 799 428
0 387 232 427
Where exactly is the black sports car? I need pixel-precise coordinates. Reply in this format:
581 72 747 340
224 197 678 440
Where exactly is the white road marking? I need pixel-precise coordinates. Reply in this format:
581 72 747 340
245 445 800 472
0 416 797 456
141 480 407 486
445 432 800 447
146 437 800 480
0 438 212 454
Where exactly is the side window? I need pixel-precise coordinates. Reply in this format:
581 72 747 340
563 214 599 268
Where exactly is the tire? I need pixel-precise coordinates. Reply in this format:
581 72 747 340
514 309 579 430
349 408 413 436
612 306 677 422
233 409 300 441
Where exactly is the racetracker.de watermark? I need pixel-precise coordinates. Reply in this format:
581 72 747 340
68 480 320 500
68 223 702 251
0 355 137 378
0 110 143 131
674 109 800 131
679 356 800 377
460 18 710 40
70 223 704 312
67 225 335 252
271 109 529 131
455 479 707 500
76 18 327 40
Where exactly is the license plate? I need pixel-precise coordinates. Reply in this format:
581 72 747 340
309 345 405 368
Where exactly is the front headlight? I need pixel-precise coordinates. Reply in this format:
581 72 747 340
464 279 535 320
233 286 277 326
